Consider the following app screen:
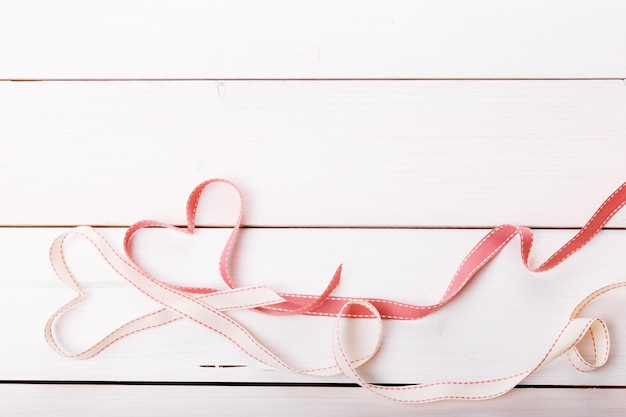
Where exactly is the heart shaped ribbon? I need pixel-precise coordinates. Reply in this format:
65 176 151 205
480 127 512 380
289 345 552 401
46 227 619 403
124 179 626 320
123 179 342 316
45 226 380 374
45 180 626 402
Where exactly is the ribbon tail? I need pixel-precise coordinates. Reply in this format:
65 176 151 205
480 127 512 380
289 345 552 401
262 264 343 315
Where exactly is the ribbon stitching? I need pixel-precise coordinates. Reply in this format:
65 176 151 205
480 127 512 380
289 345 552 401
124 179 626 319
45 180 626 402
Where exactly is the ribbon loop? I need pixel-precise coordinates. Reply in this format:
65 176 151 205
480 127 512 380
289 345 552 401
46 227 285 359
124 178 340 315
567 319 609 372
127 180 626 320
47 227 379 375
45 180 626 403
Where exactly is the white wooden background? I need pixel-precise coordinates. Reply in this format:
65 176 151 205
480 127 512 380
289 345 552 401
1 1 625 415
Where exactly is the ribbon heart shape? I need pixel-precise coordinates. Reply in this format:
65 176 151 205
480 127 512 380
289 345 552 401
123 178 343 316
45 226 620 403
45 226 382 375
44 226 287 360
45 180 626 403
124 179 626 320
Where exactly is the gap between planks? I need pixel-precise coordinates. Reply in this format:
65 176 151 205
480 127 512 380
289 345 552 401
1 380 625 390
3 225 626 230
3 78 626 82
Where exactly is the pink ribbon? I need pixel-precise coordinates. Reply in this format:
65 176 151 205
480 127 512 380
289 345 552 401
45 180 626 402
123 179 342 316
124 179 626 319
45 226 619 403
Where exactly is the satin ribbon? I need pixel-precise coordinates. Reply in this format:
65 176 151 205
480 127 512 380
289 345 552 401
46 226 618 403
124 179 626 319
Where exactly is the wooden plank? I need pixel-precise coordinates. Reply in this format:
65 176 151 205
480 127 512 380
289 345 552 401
0 81 625 227
0 1 625 79
4 227 626 385
1 384 623 417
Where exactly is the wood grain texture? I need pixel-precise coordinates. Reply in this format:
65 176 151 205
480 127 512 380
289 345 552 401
1 385 623 417
4 0 626 408
0 80 625 227
0 1 624 79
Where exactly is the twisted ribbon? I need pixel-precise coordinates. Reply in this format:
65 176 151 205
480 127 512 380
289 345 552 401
124 179 626 319
45 180 626 402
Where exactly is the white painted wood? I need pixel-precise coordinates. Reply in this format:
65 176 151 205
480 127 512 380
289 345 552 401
4 227 626 386
0 385 622 417
1 81 625 227
4 0 625 410
1 1 625 79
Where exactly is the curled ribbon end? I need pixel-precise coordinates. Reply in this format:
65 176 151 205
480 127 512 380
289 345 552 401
332 264 343 285
567 318 610 373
